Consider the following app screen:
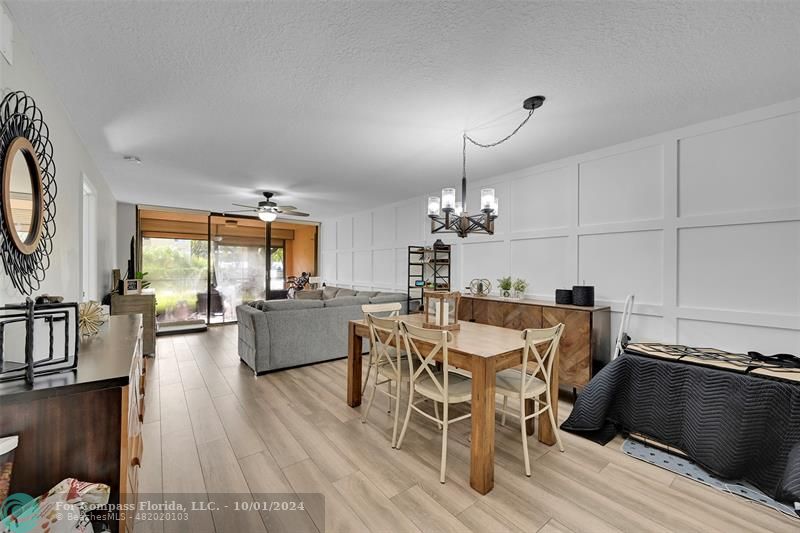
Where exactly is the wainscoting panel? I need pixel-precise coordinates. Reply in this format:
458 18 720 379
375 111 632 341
321 250 336 280
579 145 664 226
336 251 353 284
677 318 800 356
353 212 373 249
610 311 664 345
353 250 371 284
373 207 396 245
461 241 507 289
395 201 423 245
679 111 800 217
336 217 353 250
578 230 664 305
678 221 800 315
510 167 573 232
318 98 800 355
372 249 395 286
510 236 572 296
321 221 336 251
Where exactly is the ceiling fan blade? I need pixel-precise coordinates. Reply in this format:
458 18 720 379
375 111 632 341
280 210 310 217
275 205 297 211
232 203 258 209
224 209 256 213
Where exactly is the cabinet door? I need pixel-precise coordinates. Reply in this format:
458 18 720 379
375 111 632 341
458 298 473 321
504 304 542 330
542 308 591 387
472 299 489 324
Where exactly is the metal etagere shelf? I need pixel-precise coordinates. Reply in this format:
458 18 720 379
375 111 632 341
407 244 451 313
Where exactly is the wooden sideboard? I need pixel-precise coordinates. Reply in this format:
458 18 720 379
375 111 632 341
112 291 156 355
0 314 145 533
458 295 610 388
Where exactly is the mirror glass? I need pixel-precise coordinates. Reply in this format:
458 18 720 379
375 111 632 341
8 149 35 243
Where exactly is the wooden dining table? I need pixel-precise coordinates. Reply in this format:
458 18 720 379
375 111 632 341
346 314 560 495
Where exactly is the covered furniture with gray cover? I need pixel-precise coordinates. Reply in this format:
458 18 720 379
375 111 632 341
236 287 407 373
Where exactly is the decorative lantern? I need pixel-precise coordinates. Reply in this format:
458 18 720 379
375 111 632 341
422 290 461 330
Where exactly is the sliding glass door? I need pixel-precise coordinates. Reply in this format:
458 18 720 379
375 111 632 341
209 216 267 323
139 210 209 326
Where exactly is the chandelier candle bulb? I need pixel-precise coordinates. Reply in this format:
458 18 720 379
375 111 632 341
454 201 464 216
480 188 495 211
427 196 441 216
441 188 456 211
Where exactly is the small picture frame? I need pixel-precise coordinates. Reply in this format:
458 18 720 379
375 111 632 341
123 279 142 295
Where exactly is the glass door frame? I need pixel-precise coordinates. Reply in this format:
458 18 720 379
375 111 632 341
137 206 319 326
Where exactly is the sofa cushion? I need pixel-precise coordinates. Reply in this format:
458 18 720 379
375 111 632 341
323 295 370 308
261 299 324 311
336 288 358 298
295 289 323 300
355 290 380 298
369 292 407 304
322 286 340 300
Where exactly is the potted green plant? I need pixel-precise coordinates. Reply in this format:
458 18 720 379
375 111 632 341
513 278 528 299
497 276 513 298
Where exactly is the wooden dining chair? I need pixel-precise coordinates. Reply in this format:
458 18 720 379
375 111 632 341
360 303 402 398
361 313 408 448
395 321 472 483
495 324 565 476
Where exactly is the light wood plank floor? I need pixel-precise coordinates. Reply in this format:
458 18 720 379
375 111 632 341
136 326 798 532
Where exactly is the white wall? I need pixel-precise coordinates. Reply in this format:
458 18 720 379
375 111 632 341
320 98 800 357
0 4 117 304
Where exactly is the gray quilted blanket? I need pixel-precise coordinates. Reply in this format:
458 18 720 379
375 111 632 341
561 351 800 505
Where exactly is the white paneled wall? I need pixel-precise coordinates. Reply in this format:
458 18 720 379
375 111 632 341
320 98 800 356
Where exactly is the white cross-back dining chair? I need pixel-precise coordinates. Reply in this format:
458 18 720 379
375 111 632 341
395 321 472 483
360 302 402 398
361 312 408 447
495 323 565 476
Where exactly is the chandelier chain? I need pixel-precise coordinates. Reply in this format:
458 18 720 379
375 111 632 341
462 108 534 179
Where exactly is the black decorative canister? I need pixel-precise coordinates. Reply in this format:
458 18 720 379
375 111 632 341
555 289 573 305
572 285 595 306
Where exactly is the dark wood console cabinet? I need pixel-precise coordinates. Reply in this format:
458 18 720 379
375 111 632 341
0 314 145 533
459 295 611 388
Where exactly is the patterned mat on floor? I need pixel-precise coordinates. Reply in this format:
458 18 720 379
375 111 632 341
622 437 799 519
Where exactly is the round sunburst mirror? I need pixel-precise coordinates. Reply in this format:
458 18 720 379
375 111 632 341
2 136 44 254
0 91 57 295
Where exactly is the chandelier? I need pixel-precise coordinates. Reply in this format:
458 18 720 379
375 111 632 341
427 95 545 238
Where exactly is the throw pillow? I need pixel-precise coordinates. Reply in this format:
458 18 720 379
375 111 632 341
0 435 18 504
322 286 340 300
295 289 323 300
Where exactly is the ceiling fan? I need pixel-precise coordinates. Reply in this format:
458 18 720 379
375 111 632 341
227 192 310 222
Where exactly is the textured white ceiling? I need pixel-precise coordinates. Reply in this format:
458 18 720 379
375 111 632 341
6 1 800 219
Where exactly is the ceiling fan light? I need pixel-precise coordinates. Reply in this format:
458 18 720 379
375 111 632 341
258 211 277 222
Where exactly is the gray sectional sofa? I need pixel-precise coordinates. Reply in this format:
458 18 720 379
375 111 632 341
236 286 407 374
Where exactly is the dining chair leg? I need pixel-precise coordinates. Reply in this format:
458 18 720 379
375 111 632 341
520 398 531 476
391 380 402 448
545 393 565 452
361 351 373 395
395 383 415 450
440 403 449 484
387 381 393 413
501 396 508 426
361 377 379 424
433 401 442 430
